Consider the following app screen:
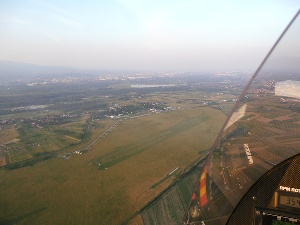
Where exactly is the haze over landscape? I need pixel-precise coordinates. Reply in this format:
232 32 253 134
0 0 299 71
1 1 300 225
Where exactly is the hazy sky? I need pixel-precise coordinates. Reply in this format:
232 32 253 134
0 0 299 71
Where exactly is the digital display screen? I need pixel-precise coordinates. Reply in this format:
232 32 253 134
279 195 300 209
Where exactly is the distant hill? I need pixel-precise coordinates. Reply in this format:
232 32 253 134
0 60 90 81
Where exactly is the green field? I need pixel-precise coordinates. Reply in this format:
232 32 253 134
2 117 91 165
0 101 226 225
92 116 207 170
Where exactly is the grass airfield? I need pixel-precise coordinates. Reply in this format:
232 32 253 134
0 92 227 225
